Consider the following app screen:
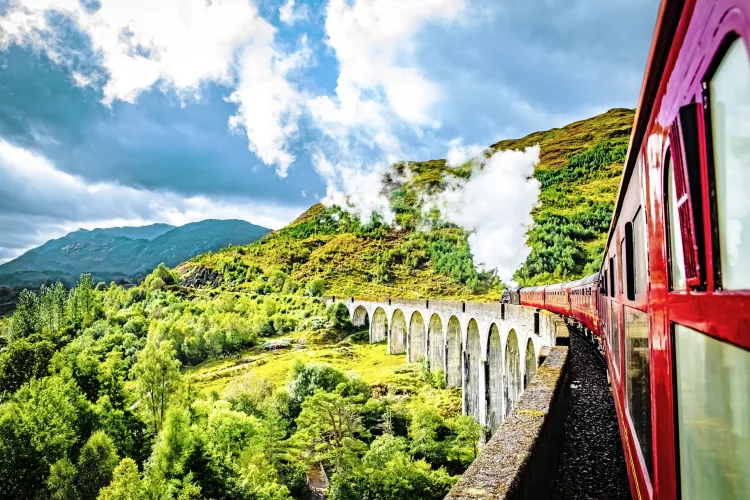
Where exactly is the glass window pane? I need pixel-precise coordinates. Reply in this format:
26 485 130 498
624 306 652 477
633 210 647 296
675 324 750 499
611 300 620 374
667 156 687 290
710 38 750 290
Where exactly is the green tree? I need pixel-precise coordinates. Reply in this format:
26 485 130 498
447 415 482 465
97 458 143 500
293 390 369 471
287 362 347 418
305 279 326 297
10 289 40 340
0 376 91 498
77 431 120 500
98 351 127 409
0 336 55 395
40 282 68 334
130 339 182 433
67 274 95 327
329 437 455 500
48 457 79 500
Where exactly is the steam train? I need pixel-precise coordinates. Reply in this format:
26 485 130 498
503 0 750 498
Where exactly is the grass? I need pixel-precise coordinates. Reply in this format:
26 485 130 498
185 332 463 419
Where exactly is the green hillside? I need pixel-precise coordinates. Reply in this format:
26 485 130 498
185 108 634 296
0 219 270 288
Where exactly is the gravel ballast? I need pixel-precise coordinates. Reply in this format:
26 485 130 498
552 330 631 500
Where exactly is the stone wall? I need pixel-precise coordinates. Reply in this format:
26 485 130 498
445 343 570 499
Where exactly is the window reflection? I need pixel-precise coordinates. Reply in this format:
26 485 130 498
675 324 750 499
710 38 750 289
624 306 652 477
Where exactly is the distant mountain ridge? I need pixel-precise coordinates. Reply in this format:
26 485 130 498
0 219 270 288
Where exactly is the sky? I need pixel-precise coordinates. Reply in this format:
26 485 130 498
0 0 659 264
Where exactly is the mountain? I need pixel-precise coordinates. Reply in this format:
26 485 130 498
0 219 270 288
94 223 176 240
182 108 635 298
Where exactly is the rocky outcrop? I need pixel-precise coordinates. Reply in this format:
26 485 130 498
181 265 220 288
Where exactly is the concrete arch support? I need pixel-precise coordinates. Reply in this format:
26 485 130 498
446 316 462 387
390 309 407 355
486 324 503 434
465 319 482 421
504 329 521 418
408 311 427 362
524 338 537 389
428 314 444 373
371 307 388 343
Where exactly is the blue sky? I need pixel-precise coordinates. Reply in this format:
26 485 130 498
0 0 659 263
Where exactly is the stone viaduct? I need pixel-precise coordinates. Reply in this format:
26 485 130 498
325 297 562 435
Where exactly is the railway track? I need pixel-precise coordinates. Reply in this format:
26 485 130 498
552 327 630 500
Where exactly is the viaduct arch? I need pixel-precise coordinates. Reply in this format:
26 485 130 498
327 297 561 431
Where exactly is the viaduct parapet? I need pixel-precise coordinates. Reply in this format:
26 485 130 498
325 297 564 435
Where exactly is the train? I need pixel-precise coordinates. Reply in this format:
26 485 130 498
503 0 750 498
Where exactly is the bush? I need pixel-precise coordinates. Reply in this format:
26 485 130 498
305 279 326 297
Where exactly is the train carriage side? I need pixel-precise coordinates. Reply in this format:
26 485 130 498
544 282 571 317
520 285 546 309
599 0 750 498
570 272 599 336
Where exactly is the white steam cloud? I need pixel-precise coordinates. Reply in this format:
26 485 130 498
431 146 541 281
446 138 489 167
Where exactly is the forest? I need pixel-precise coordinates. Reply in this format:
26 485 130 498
0 270 480 500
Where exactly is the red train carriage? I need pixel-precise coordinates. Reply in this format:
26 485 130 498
569 273 599 337
519 285 546 309
544 282 572 317
517 0 750 498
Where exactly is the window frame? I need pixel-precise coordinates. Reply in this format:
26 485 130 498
702 31 750 291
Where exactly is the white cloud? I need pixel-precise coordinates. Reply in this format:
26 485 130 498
312 0 464 136
279 0 308 25
0 0 307 174
430 146 541 281
227 35 312 177
0 140 304 262
308 0 466 217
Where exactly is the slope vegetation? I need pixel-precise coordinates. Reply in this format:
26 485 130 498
186 108 634 296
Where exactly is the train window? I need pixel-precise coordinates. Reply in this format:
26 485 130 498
674 324 750 499
624 306 652 479
708 37 750 290
609 257 616 297
666 155 687 290
611 300 620 375
633 209 647 297
624 226 635 301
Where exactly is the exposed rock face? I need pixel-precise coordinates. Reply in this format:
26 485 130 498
181 265 220 288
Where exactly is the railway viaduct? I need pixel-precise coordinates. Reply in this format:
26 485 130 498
325 297 565 434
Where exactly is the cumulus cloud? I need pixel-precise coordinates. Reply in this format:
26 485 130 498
228 35 312 177
279 0 309 25
0 139 303 263
430 146 541 281
0 0 306 174
310 0 466 216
